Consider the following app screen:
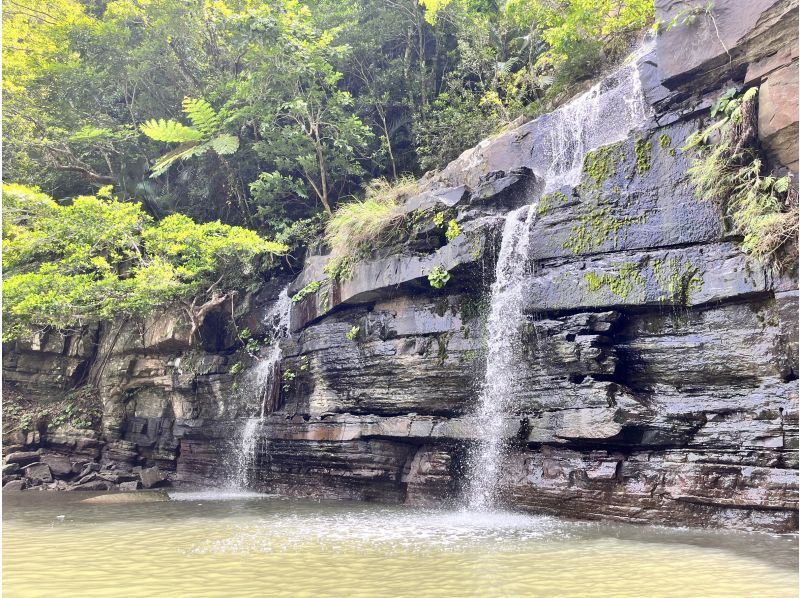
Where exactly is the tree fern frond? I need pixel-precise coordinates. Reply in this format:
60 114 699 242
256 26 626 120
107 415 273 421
149 142 209 177
207 133 239 155
182 97 221 137
140 119 205 143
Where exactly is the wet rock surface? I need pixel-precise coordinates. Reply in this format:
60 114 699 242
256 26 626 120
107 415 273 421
2 6 797 532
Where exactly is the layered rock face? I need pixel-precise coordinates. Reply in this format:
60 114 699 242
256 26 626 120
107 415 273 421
4 0 798 532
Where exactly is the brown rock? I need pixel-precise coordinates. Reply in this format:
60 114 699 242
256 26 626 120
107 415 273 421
5 451 41 466
23 463 53 484
758 63 799 173
40 454 74 477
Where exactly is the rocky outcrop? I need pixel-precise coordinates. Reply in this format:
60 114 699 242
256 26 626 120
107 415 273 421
3 1 797 533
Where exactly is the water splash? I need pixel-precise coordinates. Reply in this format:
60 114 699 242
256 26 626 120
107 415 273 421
464 46 652 511
230 287 291 489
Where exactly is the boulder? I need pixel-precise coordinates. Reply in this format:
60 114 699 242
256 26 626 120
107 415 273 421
139 466 167 489
4 451 41 466
3 480 25 491
77 463 101 478
2 463 20 475
23 463 53 484
68 480 114 491
40 454 74 477
119 481 141 492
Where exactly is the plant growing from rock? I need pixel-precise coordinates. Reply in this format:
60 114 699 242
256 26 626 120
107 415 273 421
323 176 417 278
684 87 797 268
345 325 361 341
445 219 462 242
428 265 451 289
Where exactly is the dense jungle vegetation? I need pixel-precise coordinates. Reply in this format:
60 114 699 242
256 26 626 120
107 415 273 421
3 0 655 339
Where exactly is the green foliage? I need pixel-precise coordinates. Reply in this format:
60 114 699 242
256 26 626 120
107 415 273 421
445 219 462 242
538 191 568 215
3 387 102 434
428 265 451 289
281 368 296 393
291 280 323 303
563 204 643 254
684 87 797 266
141 98 238 178
652 258 703 304
323 177 416 276
2 184 286 341
345 325 361 341
433 211 445 227
653 1 714 34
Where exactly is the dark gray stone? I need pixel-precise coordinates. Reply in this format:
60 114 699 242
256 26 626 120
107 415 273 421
23 463 53 484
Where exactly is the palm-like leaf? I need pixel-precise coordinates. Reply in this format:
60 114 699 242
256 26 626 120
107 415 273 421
150 142 210 178
140 119 205 143
207 133 239 155
182 97 221 137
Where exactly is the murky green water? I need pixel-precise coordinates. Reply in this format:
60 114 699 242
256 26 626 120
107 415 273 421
3 490 798 597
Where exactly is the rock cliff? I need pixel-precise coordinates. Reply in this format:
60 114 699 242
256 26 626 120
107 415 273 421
4 0 798 533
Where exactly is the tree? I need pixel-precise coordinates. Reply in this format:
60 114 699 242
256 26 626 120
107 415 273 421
2 184 287 343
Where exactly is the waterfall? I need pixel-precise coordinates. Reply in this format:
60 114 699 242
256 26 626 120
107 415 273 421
464 44 652 511
231 287 291 489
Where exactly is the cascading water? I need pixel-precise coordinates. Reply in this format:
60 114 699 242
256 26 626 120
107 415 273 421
230 287 291 489
465 44 652 511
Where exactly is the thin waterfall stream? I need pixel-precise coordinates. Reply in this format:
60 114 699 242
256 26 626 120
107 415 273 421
465 43 652 510
230 287 291 489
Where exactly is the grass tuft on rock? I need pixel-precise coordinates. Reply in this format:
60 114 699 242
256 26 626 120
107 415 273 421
324 177 417 278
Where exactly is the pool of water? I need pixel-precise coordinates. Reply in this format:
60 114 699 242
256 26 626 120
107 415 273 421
3 490 798 597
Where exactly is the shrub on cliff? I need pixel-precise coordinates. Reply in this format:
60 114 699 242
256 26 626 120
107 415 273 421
322 177 417 279
2 184 287 342
684 88 798 270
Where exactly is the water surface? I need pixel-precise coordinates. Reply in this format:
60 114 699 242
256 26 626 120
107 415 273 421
4 491 797 597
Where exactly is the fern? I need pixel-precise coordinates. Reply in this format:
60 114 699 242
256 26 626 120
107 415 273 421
207 133 239 155
685 86 797 266
140 119 205 143
142 98 239 177
150 142 210 177
182 97 221 137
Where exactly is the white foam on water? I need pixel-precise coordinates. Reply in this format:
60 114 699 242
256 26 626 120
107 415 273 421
190 508 568 555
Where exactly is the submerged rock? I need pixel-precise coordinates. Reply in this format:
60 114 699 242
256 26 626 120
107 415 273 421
81 490 169 504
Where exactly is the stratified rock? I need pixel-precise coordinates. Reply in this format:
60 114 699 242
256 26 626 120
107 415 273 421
757 63 799 172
